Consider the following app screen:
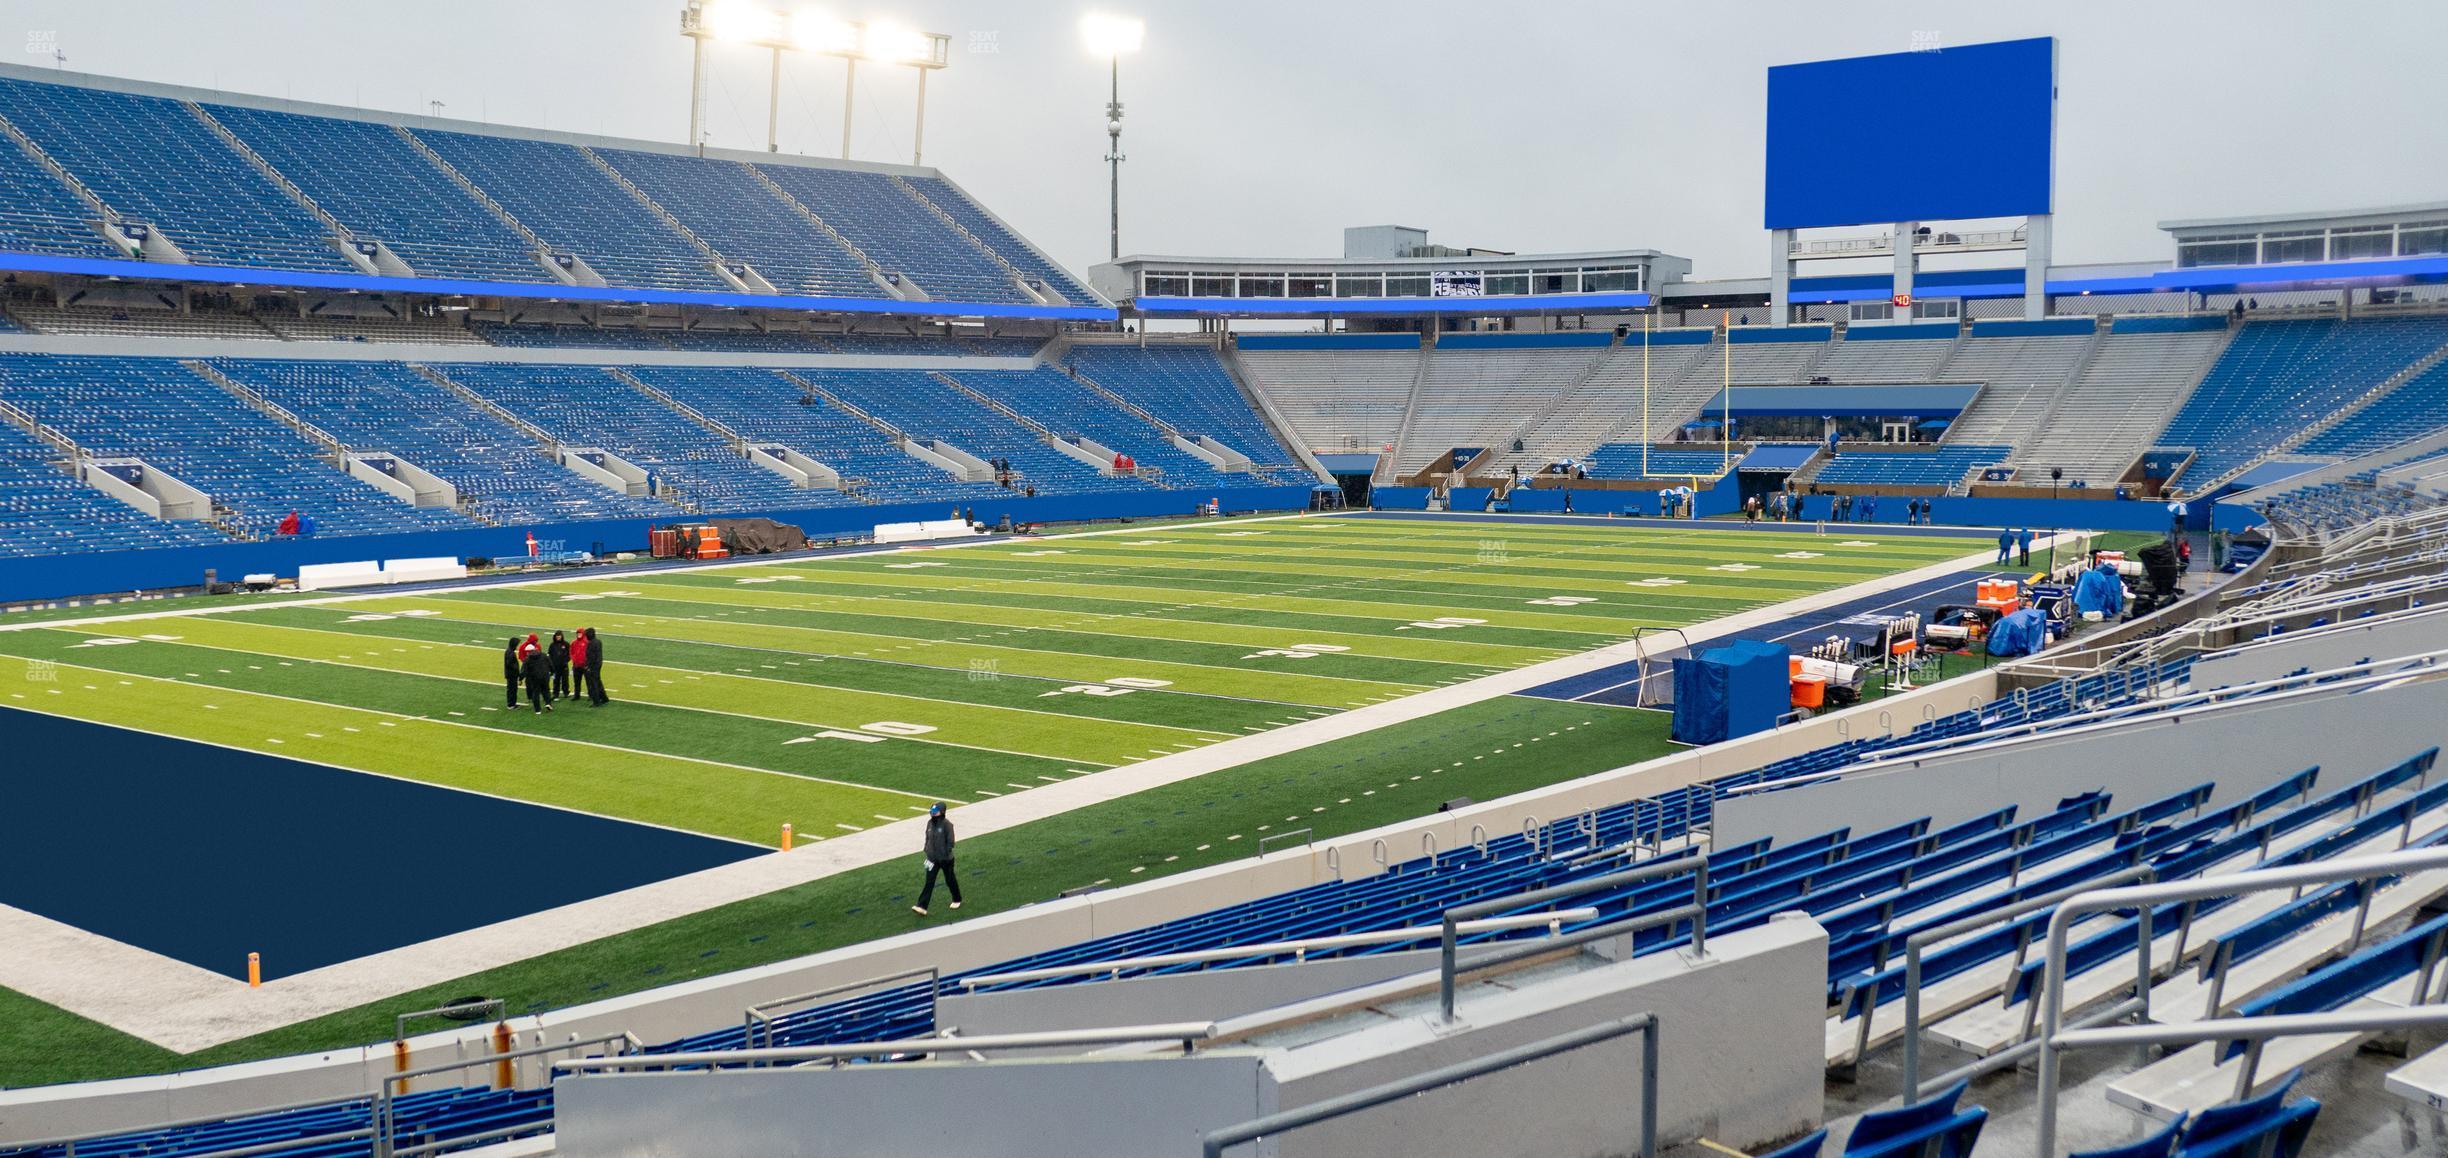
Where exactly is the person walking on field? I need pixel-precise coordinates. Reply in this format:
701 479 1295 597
1996 527 2013 564
579 627 608 706
548 631 572 699
501 637 523 708
2016 527 2036 568
912 802 962 915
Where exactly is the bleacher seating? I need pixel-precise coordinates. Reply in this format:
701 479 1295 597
594 149 875 298
2296 359 2448 458
0 354 466 539
1813 444 2011 488
1395 346 1608 475
2159 317 2448 486
1583 444 1735 480
0 120 119 259
411 130 724 293
1813 331 1960 383
752 164 1029 304
1479 336 1721 477
214 359 676 524
1936 331 2094 446
205 103 547 284
0 78 352 272
900 176 1097 304
438 364 827 512
956 368 1239 487
2011 327 2228 487
800 368 1149 494
0 420 229 557
1236 345 1418 456
1065 344 1307 478
623 365 1002 504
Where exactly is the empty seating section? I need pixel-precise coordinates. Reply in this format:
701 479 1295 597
214 359 673 524
958 368 1233 486
0 130 116 258
0 421 228 557
1238 348 1417 454
2159 317 2448 485
1481 339 1719 477
1813 335 1958 383
1397 348 1604 474
1814 444 2010 488
1065 345 1306 478
0 79 350 272
805 369 1145 493
465 321 672 351
595 150 873 297
753 165 1027 303
205 103 546 283
902 176 1096 303
0 354 463 538
412 130 724 293
625 365 1002 503
439 364 815 512
1935 333 2092 445
7 303 277 340
1585 445 1734 480
2012 330 2228 486
255 311 489 345
0 1086 551 1158
2298 360 2448 458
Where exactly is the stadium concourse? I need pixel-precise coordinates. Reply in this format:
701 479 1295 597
2 26 2448 1158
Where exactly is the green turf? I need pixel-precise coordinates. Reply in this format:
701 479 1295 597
0 693 1674 1087
0 515 1989 1087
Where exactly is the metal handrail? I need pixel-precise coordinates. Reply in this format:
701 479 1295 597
1439 857 1707 1020
373 1030 638 1158
1198 1012 1661 1158
744 966 938 1051
954 909 1600 989
21 1091 382 1157
2034 845 2448 1155
1899 865 2156 1102
553 1022 1218 1072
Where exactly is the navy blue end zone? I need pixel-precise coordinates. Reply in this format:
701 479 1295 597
0 707 757 979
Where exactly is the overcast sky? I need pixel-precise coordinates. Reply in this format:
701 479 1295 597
8 1 2444 283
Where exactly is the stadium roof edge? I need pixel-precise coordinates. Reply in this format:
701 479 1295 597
1133 291 1651 317
0 60 942 179
2157 200 2448 232
1107 248 1681 270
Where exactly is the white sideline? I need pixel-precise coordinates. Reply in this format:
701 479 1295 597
0 514 2009 1052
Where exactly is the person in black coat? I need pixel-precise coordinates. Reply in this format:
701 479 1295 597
501 638 522 708
580 627 609 706
548 631 572 698
521 642 553 713
911 802 962 915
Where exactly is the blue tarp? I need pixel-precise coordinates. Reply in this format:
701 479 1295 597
2073 564 2126 616
1671 638 1791 745
1987 606 2051 657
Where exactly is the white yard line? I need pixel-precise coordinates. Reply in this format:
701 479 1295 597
0 521 2003 1053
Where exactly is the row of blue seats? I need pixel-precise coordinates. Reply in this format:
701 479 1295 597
0 74 1096 305
2163 316 2448 483
1584 444 1735 480
1063 345 1310 481
1814 444 2013 488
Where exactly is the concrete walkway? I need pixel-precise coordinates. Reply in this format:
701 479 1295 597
0 514 2002 1052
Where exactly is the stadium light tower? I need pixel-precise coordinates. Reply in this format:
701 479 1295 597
1082 14 1143 260
678 3 949 162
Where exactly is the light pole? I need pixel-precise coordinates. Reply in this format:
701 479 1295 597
678 3 948 162
1082 15 1144 261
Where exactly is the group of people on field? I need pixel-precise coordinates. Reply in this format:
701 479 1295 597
1740 490 1935 525
501 628 609 713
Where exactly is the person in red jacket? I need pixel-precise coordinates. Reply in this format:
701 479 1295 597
276 510 301 536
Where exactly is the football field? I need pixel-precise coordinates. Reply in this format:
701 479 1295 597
0 515 1986 849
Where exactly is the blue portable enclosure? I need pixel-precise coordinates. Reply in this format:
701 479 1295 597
1987 606 2051 656
1672 638 1792 744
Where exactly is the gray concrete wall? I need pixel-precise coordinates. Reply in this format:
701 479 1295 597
2189 607 2448 690
1714 676 2448 847
1260 916 1829 1157
553 1054 1274 1158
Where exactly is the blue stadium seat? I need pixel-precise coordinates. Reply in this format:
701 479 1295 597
1841 1079 1986 1157
2072 1113 2185 1158
412 129 727 293
2162 317 2448 483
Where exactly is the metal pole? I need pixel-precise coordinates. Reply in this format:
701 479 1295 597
1641 310 1651 480
687 34 705 156
912 65 927 166
841 56 856 159
1106 54 1122 261
766 45 781 153
1722 325 1732 472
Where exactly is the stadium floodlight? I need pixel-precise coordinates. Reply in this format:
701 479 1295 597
1082 13 1144 260
678 3 949 162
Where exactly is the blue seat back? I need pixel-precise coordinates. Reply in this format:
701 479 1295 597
1758 1128 1827 1158
2072 1113 2184 1158
2176 1096 2320 1158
